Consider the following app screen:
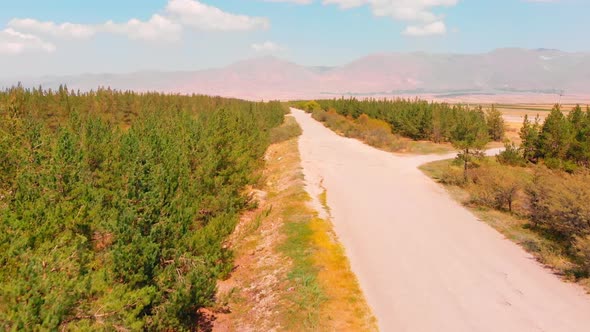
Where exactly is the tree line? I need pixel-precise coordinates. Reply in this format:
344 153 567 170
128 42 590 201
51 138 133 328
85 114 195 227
0 85 284 330
299 98 504 174
308 98 505 145
516 105 590 171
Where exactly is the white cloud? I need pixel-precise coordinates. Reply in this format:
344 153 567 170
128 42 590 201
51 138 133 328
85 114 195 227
251 41 283 52
323 0 458 22
103 15 182 42
4 0 269 47
403 21 447 36
0 28 56 55
166 0 270 31
277 0 458 36
263 0 313 4
322 0 365 9
8 18 96 39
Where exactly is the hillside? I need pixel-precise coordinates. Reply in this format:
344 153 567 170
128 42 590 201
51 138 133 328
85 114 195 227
3 49 590 102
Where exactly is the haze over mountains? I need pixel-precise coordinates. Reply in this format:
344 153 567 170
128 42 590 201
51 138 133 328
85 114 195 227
4 48 590 102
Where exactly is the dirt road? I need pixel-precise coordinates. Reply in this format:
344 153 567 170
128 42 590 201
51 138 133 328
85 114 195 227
291 108 590 332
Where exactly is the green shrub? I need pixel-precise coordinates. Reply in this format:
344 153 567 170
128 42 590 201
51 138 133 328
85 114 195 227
497 141 527 167
302 100 322 113
313 97 502 144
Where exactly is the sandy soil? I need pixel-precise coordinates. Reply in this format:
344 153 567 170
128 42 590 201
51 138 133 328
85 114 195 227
291 108 590 332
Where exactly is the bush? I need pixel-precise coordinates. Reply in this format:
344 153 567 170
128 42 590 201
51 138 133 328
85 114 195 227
497 141 526 167
440 166 467 186
270 116 302 144
469 166 523 212
312 109 328 122
574 235 590 277
527 169 590 241
302 100 322 113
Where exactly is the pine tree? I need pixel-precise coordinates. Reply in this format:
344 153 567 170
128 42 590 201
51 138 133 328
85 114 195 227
537 104 573 161
486 105 505 141
519 114 541 162
567 105 590 166
450 107 490 180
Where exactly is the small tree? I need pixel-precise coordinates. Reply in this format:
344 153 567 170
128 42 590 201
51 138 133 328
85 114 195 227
519 114 541 162
537 104 573 160
471 166 522 212
450 108 490 180
567 105 590 166
497 140 526 167
486 105 505 141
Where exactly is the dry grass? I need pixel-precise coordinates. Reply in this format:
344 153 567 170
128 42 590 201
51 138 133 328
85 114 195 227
213 118 376 331
310 215 378 331
270 115 302 144
419 159 590 292
504 121 522 144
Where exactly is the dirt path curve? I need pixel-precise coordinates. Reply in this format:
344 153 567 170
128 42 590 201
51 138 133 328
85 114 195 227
291 108 590 332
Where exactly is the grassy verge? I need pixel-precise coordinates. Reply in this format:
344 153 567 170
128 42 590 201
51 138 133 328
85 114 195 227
420 158 590 291
270 115 303 144
214 117 377 331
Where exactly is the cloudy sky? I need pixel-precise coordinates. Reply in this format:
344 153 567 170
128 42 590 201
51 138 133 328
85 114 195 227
0 0 588 77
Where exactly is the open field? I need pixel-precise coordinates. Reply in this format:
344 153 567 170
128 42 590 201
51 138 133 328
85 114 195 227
494 103 582 123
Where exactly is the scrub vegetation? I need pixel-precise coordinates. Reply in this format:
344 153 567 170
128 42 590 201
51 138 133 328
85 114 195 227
422 104 590 289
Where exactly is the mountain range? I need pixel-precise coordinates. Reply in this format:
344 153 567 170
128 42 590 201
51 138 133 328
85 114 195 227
3 48 590 103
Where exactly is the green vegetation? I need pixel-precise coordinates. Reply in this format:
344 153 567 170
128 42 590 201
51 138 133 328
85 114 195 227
299 106 454 154
294 98 504 156
299 98 504 143
0 85 284 330
281 214 325 329
300 100 322 113
486 105 505 141
448 107 490 179
508 105 590 171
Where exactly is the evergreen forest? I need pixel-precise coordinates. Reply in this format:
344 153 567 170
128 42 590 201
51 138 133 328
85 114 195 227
0 85 284 330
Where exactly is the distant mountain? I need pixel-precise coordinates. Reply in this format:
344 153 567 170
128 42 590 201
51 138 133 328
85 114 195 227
3 48 590 102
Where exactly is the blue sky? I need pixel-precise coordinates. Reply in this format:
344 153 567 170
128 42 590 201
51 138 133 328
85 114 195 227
0 0 588 77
